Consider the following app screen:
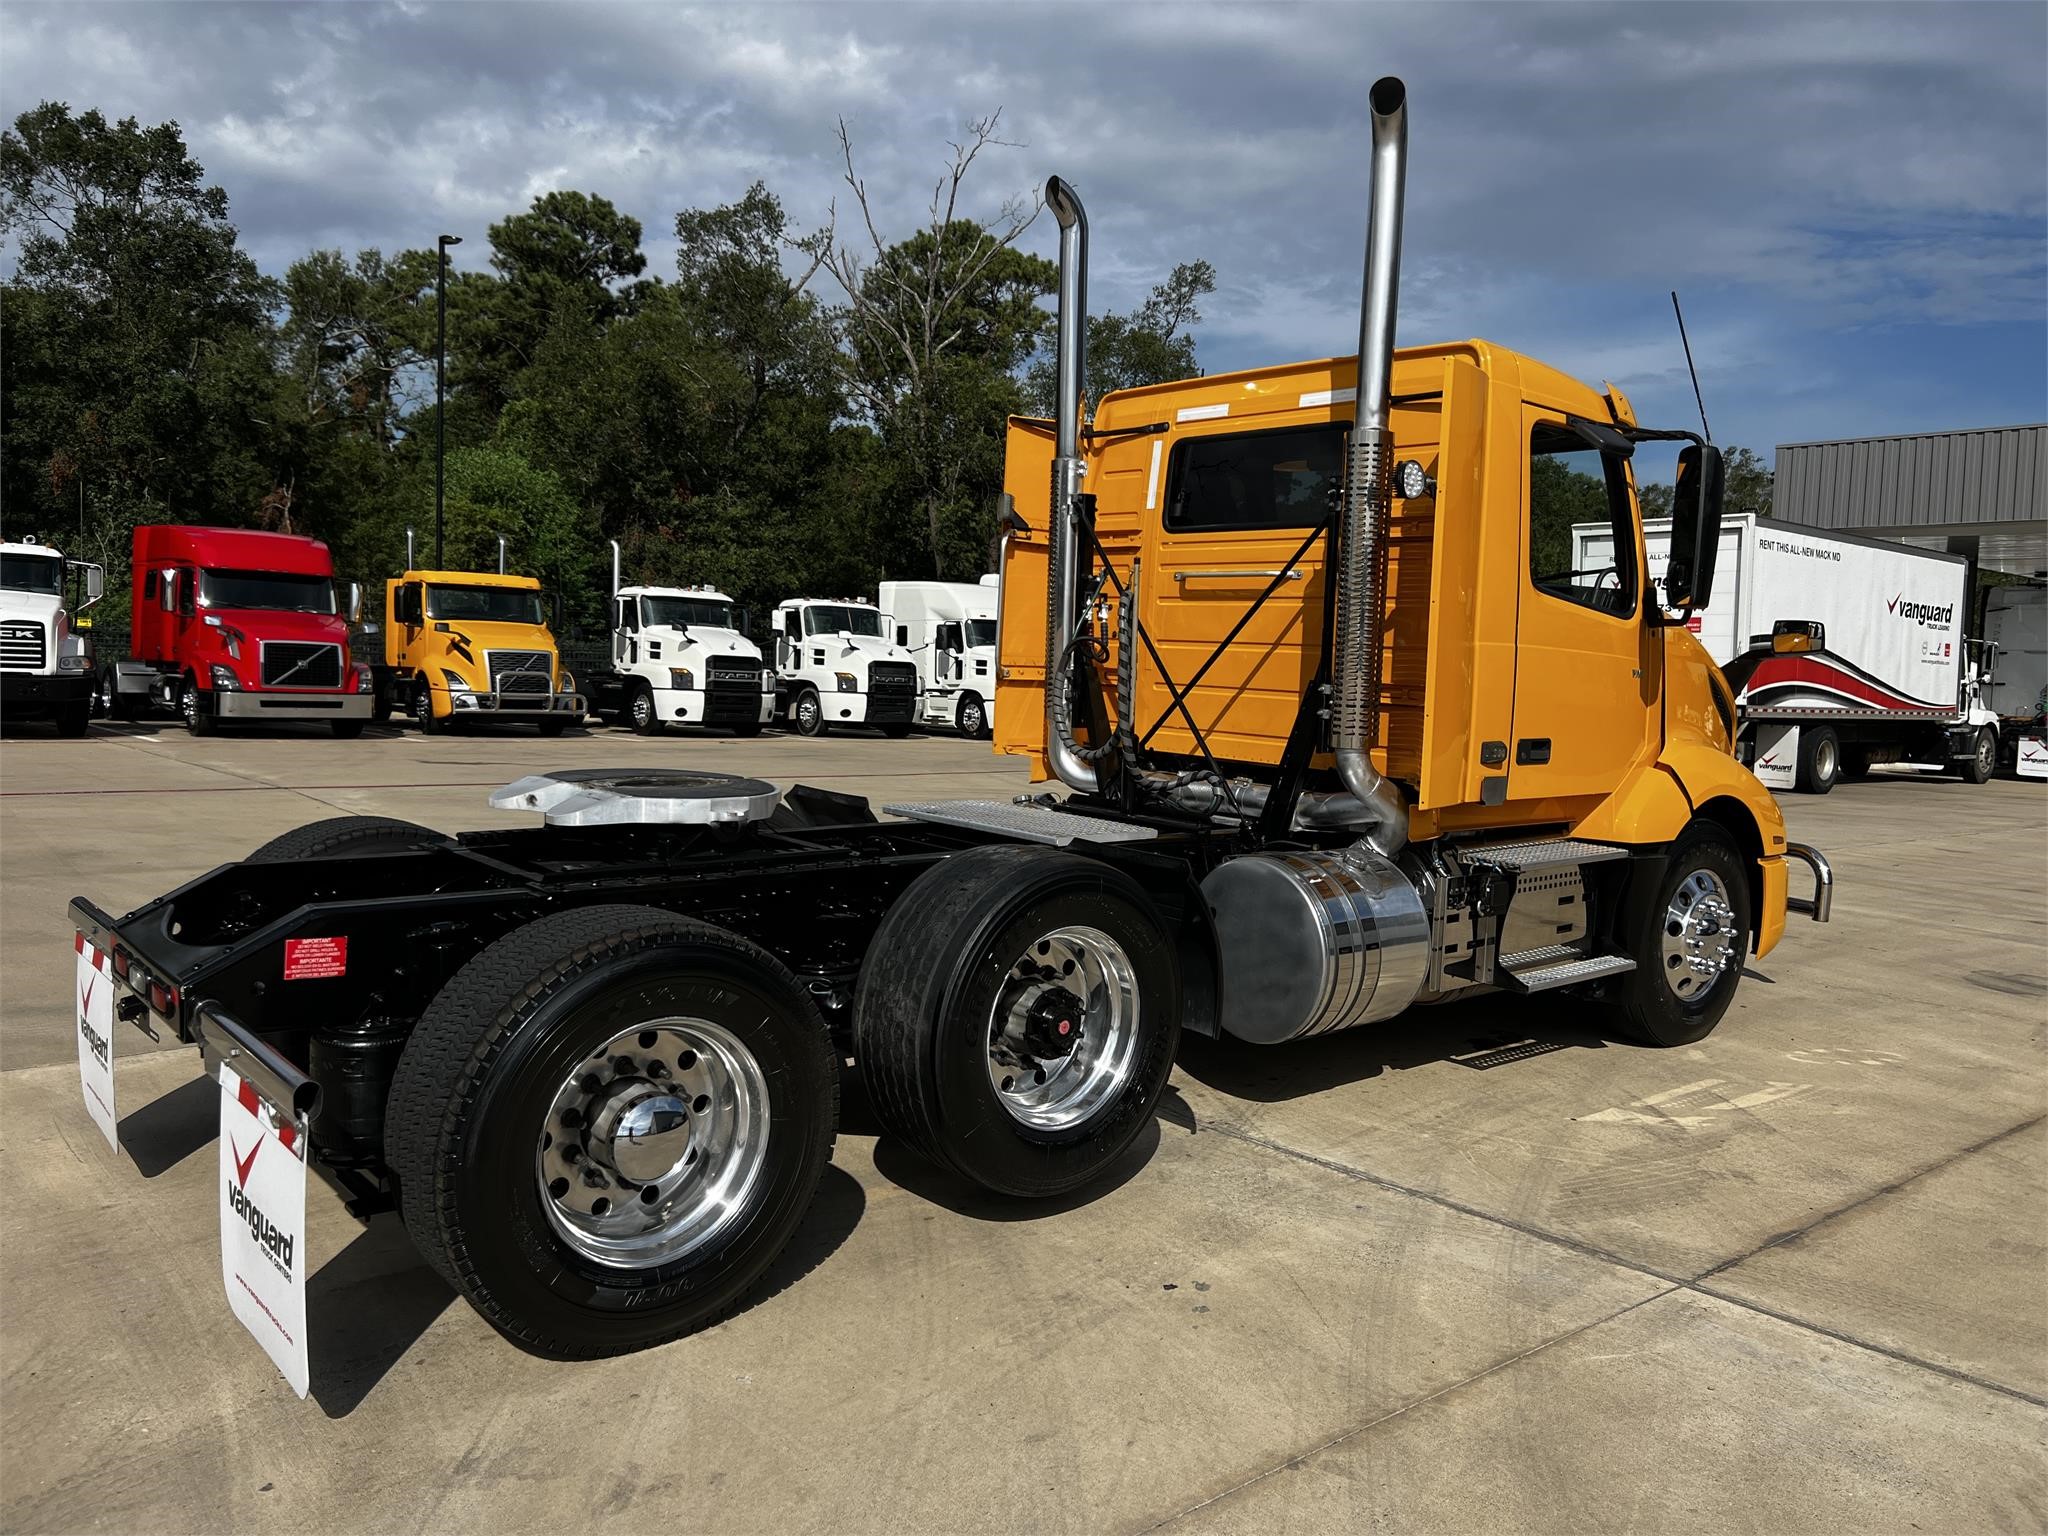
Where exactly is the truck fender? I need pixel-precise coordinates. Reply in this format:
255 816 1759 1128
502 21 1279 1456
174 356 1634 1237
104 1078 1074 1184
1656 743 1791 958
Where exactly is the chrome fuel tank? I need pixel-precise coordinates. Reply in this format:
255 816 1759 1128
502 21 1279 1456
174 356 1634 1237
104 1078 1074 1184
1201 846 1430 1044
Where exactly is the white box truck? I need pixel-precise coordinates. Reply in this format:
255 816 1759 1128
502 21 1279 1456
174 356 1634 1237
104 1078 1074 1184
1573 514 1998 792
768 597 919 737
1 539 104 736
877 577 999 738
1983 581 2046 778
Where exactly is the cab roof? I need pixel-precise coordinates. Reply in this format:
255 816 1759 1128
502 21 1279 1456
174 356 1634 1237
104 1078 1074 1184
620 584 736 602
1 542 61 558
399 569 542 590
135 525 334 576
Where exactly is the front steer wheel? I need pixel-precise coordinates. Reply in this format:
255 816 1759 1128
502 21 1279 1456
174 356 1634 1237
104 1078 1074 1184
854 846 1181 1199
385 904 838 1358
1602 821 1754 1048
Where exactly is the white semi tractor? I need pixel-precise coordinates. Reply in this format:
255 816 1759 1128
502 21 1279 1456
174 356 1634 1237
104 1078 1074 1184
1 539 104 736
589 544 774 735
768 597 919 737
1574 513 1999 792
878 577 999 738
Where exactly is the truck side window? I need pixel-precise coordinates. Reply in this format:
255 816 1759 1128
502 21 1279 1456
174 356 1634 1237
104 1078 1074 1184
617 597 637 633
175 569 194 617
1528 421 1636 617
1164 422 1347 533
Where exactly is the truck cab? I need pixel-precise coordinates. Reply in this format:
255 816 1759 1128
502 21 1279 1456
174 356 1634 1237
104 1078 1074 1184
105 526 374 737
770 598 919 737
1 540 103 736
878 578 999 739
592 583 773 735
381 570 582 734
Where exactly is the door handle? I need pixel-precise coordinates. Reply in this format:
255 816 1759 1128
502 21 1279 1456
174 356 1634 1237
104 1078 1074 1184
1172 569 1306 583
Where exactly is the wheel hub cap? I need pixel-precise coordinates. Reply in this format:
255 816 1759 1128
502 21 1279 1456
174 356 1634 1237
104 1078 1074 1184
1660 870 1738 1001
987 926 1140 1132
536 1017 770 1269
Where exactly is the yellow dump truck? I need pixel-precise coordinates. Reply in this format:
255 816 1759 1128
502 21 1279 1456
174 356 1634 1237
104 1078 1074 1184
376 569 583 734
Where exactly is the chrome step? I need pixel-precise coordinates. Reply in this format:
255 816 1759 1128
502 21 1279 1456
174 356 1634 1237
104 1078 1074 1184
883 799 1159 846
1499 948 1637 994
1463 837 1630 874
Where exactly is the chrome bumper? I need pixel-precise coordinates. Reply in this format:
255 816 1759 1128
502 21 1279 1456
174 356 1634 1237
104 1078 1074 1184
1785 842 1833 922
216 692 374 720
453 691 585 715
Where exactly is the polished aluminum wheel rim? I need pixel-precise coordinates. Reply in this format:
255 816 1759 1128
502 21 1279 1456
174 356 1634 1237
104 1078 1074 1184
537 1017 770 1269
796 696 819 730
987 924 1139 1132
1815 737 1837 782
180 686 198 728
632 691 652 727
1660 869 1738 1001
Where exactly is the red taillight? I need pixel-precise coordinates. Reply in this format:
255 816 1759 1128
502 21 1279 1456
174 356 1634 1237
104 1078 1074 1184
110 948 130 979
148 980 175 1015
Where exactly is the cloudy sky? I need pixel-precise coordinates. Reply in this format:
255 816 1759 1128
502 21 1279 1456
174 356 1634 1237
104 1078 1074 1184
4 1 2043 459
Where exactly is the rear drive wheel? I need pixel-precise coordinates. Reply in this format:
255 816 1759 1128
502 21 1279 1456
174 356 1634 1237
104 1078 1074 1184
181 678 215 736
792 690 827 737
1961 727 1996 785
1604 821 1753 1048
385 904 837 1357
854 845 1180 1198
955 693 988 740
628 684 663 736
1795 724 1838 794
246 815 446 863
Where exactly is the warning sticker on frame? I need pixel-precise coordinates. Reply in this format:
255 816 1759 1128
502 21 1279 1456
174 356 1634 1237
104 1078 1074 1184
219 1065 310 1399
282 936 347 981
75 936 118 1154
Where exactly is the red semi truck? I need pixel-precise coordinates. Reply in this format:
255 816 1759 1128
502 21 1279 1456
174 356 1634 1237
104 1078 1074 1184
99 526 375 736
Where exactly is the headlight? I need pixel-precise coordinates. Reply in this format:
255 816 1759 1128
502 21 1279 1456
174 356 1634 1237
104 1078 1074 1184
835 672 858 693
558 670 575 694
440 669 474 695
354 666 375 694
58 654 90 673
761 669 776 693
668 668 694 691
209 664 242 691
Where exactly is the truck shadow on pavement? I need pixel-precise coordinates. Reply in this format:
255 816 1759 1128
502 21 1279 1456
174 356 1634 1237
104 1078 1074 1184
118 1074 216 1177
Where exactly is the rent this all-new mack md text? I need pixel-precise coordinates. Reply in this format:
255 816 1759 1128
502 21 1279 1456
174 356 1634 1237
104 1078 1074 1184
589 542 774 735
71 80 1829 1371
1 539 103 735
100 526 375 736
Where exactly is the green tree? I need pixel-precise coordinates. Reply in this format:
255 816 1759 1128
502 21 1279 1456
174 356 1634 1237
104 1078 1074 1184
1637 444 1771 521
1024 259 1217 417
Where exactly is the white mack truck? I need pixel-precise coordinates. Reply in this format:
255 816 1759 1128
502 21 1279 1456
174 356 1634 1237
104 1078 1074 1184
769 596 919 737
1 539 104 736
589 544 774 735
878 578 999 738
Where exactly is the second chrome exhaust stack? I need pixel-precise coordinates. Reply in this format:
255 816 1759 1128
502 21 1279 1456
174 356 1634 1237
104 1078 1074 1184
1331 76 1412 855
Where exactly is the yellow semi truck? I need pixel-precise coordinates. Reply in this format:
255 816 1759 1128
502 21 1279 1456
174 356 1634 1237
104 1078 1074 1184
376 568 583 734
72 79 1832 1366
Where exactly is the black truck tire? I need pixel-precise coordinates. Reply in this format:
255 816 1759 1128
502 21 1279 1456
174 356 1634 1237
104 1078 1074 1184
853 845 1181 1199
1795 724 1839 795
1603 821 1754 1048
627 683 663 735
955 692 988 740
1961 727 1996 785
792 689 827 737
246 815 446 863
181 678 215 737
55 697 90 737
385 904 838 1357
412 676 443 735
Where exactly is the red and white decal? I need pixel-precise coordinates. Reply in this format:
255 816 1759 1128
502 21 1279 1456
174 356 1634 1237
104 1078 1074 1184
219 1064 309 1398
283 936 348 981
75 934 118 1154
1742 652 1950 716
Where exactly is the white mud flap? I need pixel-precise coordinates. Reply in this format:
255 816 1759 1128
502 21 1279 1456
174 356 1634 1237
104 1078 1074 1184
75 935 117 1154
219 1064 310 1399
2019 735 2048 780
1752 721 1800 791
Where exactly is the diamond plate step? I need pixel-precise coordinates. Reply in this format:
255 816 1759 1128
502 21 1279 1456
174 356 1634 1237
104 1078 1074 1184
1499 950 1637 994
1463 837 1630 874
883 799 1159 847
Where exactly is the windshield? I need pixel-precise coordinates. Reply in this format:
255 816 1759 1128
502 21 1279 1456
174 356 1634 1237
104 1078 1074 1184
967 618 997 648
426 585 545 626
803 605 884 638
0 554 63 596
642 595 734 629
200 568 336 614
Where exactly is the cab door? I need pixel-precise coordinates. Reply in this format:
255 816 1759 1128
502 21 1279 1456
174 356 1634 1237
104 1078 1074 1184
1509 408 1653 801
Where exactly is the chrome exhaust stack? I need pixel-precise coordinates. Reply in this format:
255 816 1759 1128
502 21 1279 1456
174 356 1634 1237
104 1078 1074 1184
610 539 621 602
1043 175 1099 795
1331 76 1412 856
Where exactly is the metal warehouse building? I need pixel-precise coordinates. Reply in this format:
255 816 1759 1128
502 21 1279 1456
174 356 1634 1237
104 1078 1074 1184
1772 422 2046 576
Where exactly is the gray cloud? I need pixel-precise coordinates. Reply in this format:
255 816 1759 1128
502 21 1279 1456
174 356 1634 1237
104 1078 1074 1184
3 0 2042 455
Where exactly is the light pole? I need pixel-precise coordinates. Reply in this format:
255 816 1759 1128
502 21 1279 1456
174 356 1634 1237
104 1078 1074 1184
435 233 462 567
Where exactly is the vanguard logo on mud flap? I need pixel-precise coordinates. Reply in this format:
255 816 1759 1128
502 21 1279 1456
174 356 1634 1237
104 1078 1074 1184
77 1012 109 1068
225 1140 294 1276
1887 593 1954 628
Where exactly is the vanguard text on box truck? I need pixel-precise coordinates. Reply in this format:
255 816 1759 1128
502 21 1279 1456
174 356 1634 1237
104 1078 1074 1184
1573 514 1998 792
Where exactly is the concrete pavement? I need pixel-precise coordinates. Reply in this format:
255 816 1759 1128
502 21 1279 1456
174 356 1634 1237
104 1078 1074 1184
1 716 2042 1533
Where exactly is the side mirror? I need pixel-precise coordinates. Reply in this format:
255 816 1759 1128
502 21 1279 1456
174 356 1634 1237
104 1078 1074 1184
550 592 564 631
734 606 752 637
347 581 363 625
1664 443 1725 614
82 564 105 605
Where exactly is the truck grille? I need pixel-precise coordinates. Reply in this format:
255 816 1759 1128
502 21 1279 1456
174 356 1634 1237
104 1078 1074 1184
489 650 553 697
260 641 342 688
706 655 764 722
869 661 917 696
0 621 45 672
